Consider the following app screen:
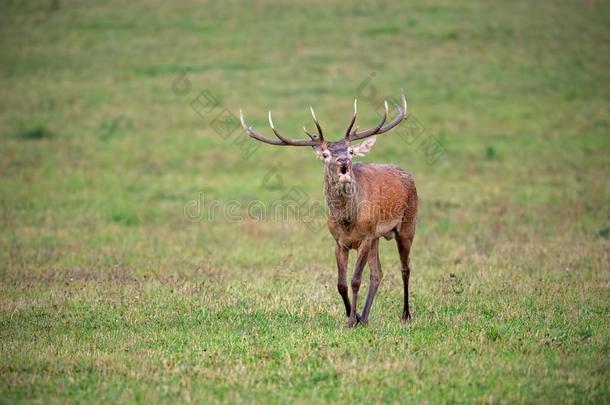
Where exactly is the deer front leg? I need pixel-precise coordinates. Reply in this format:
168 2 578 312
335 244 351 318
360 238 382 324
348 240 371 328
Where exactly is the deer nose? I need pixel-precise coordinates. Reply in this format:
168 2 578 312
336 158 349 166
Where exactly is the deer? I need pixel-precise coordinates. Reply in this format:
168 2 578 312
239 90 417 327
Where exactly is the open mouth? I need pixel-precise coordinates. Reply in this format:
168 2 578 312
337 163 351 183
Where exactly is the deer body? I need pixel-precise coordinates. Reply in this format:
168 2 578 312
240 90 417 327
325 163 416 248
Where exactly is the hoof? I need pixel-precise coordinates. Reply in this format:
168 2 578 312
401 312 412 323
347 313 362 328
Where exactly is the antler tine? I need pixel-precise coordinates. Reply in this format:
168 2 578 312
347 89 408 142
240 110 285 145
347 101 387 141
302 126 317 141
309 106 324 141
240 109 321 147
376 89 407 133
344 99 357 138
268 111 299 144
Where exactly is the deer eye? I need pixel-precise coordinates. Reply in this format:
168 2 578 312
322 152 329 158
349 149 354 155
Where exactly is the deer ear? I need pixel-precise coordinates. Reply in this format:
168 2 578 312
352 137 377 157
311 145 325 160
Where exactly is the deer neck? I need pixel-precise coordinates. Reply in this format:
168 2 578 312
324 166 359 224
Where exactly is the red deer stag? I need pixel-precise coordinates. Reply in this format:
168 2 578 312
240 90 417 327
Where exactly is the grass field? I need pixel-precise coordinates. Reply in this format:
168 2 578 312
1 0 609 402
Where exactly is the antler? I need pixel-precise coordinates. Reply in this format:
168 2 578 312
239 89 407 146
345 89 408 142
239 109 323 147
308 107 324 142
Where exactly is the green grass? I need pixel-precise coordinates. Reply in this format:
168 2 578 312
1 0 609 403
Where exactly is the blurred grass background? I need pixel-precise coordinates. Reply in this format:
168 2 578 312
0 0 609 402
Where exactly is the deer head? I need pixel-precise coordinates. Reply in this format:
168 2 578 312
239 90 408 184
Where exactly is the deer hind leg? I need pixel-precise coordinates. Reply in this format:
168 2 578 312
396 220 416 322
335 244 351 318
360 238 382 325
348 240 371 328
